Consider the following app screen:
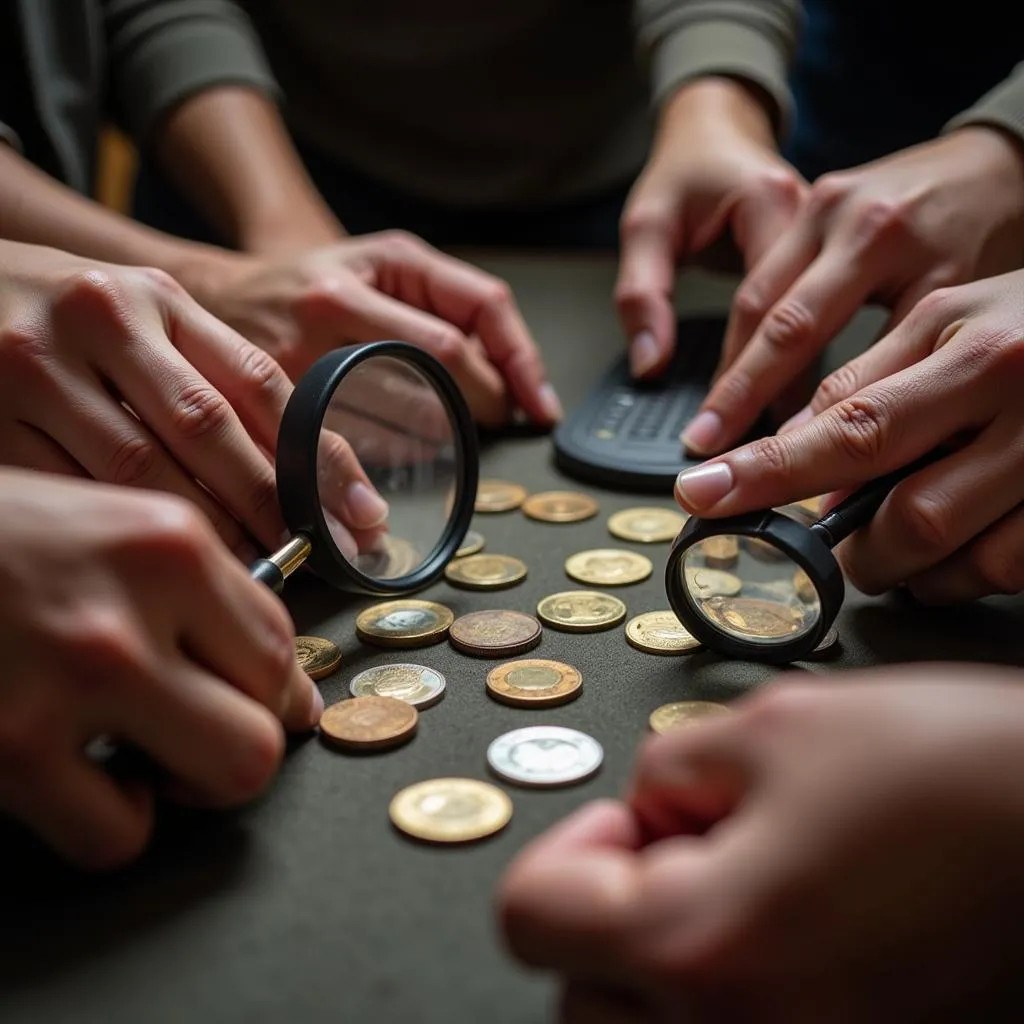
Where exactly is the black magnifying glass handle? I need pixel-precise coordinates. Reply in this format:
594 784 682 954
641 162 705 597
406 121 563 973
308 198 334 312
810 450 947 548
250 535 313 594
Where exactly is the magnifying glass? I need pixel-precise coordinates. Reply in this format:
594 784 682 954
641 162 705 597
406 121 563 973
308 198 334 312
665 455 938 663
249 340 478 595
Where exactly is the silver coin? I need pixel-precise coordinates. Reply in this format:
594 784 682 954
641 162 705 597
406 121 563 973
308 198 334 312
486 726 603 788
348 663 446 709
807 625 840 657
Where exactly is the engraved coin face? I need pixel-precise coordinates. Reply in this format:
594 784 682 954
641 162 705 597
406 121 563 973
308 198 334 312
449 610 543 658
475 479 528 513
445 553 527 590
487 726 603 788
455 530 485 558
353 534 421 579
349 663 446 709
649 701 732 734
294 636 342 680
522 491 599 523
701 596 805 639
390 778 513 843
536 590 627 633
607 507 688 543
625 611 702 654
486 659 582 708
683 566 743 598
564 549 652 587
319 696 418 751
355 600 455 647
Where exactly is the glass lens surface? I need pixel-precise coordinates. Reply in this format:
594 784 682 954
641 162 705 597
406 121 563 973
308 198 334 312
315 354 458 580
680 527 821 646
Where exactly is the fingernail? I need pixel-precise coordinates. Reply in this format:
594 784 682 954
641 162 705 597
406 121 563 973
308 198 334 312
779 406 813 434
538 382 563 422
309 684 325 728
675 462 734 511
680 410 722 455
630 330 659 377
343 481 389 529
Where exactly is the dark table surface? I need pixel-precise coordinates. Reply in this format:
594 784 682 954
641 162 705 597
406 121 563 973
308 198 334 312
2 257 1023 1023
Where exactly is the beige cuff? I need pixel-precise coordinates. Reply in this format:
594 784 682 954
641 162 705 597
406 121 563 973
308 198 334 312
945 62 1024 146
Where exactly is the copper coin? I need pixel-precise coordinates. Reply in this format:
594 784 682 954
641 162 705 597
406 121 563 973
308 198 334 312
449 610 543 658
319 696 418 751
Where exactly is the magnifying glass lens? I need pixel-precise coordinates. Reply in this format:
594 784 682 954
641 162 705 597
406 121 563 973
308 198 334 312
316 353 458 582
680 533 822 646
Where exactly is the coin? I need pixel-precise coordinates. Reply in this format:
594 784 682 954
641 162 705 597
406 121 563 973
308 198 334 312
349 663 446 709
565 549 652 587
807 625 840 657
455 530 485 558
649 701 732 734
607 506 687 543
354 534 421 578
522 490 599 523
294 636 342 680
487 726 603 788
475 478 528 513
702 535 739 569
536 590 627 633
700 596 804 639
625 611 702 655
684 566 743 598
445 553 527 590
449 610 543 658
486 659 582 708
389 778 513 843
743 536 789 563
793 568 817 603
355 599 454 647
319 696 418 751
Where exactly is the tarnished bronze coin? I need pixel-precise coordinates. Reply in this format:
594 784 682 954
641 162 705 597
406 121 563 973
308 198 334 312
455 530 485 558
390 778 512 843
445 553 527 590
294 636 342 681
607 507 687 543
475 479 528 513
319 696 418 751
449 610 543 658
486 659 582 708
522 491 599 523
702 535 739 569
625 611 702 654
700 596 805 639
355 599 454 648
536 590 627 633
649 701 732 734
564 549 652 587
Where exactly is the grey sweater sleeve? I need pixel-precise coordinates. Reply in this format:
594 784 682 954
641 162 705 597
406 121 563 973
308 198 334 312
634 0 801 133
100 0 279 144
946 62 1024 147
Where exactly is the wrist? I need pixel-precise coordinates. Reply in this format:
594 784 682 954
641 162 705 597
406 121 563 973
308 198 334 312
948 125 1024 205
658 76 779 153
238 202 346 257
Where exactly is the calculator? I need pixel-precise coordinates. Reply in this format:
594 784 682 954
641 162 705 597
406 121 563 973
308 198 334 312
553 316 756 492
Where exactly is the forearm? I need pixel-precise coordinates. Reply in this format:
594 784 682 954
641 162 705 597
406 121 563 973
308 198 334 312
153 86 343 254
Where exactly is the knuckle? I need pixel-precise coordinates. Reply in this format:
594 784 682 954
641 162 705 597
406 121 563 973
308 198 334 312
0 323 49 378
378 228 422 255
426 326 466 363
970 539 1024 597
850 197 910 246
825 393 893 465
619 203 664 241
807 173 849 214
813 363 861 411
133 266 184 300
54 269 131 327
732 283 769 325
245 467 280 525
169 382 233 442
889 488 957 554
236 342 286 398
747 433 796 478
134 495 215 565
478 277 513 311
64 608 150 682
753 169 804 208
759 299 816 354
908 286 956 326
106 434 161 487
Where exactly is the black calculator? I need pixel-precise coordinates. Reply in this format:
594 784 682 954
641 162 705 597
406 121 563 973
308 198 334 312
553 316 742 492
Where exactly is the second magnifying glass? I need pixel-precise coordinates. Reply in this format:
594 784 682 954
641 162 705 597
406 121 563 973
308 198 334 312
665 456 938 663
250 340 477 595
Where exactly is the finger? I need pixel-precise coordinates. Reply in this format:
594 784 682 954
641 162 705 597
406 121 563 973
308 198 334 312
0 422 86 476
673 341 999 517
732 175 807 271
838 416 1024 594
692 243 878 455
4 759 153 871
616 206 679 379
559 982 652 1024
906 501 1024 604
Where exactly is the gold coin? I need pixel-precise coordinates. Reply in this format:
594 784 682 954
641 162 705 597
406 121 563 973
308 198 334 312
702 535 739 569
355 599 454 647
793 568 817 603
455 530 485 558
294 636 342 681
607 506 688 543
319 696 418 751
565 549 652 587
684 566 743 598
743 536 789 563
355 534 421 578
449 610 543 658
701 596 804 639
475 479 528 513
389 778 512 843
521 491 599 523
486 659 582 708
625 611 702 655
536 590 627 633
445 553 527 590
348 664 446 708
649 701 732 734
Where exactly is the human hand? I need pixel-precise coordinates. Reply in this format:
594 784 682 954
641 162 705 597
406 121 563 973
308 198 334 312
674 269 1024 602
500 666 1024 1022
0 470 322 870
616 78 806 378
0 243 386 559
187 231 561 428
683 127 1024 455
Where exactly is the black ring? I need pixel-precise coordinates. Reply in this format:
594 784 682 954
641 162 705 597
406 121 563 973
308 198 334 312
275 341 478 595
665 510 845 664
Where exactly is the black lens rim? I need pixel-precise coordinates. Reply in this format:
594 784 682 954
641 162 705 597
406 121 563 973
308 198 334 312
665 510 845 664
275 341 478 595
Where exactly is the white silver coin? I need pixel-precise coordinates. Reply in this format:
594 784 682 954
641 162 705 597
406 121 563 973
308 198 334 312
486 726 603 788
348 663 446 709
